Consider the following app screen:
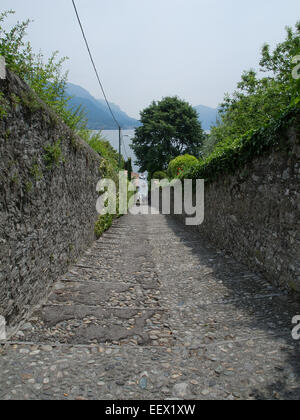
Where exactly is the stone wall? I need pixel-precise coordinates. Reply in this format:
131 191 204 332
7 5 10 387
0 69 101 331
171 115 300 293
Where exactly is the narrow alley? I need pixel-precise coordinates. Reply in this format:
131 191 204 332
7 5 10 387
0 209 299 400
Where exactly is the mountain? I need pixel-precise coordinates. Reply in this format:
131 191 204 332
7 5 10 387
66 83 141 130
194 105 219 131
66 83 218 132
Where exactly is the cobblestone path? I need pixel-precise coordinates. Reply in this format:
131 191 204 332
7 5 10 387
1 209 300 400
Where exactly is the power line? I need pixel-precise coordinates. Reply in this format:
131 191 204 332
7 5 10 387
71 0 121 130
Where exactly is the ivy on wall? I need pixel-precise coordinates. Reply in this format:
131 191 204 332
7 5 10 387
182 105 300 183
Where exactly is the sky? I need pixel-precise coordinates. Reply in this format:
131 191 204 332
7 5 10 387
1 0 300 118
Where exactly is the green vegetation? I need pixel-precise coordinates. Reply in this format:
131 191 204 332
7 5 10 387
3 129 11 141
167 155 198 178
30 164 43 181
0 91 8 118
207 23 300 147
94 176 136 238
0 10 130 238
43 140 64 169
206 25 299 149
90 136 132 239
152 171 168 180
175 22 300 182
19 90 43 113
10 93 21 111
10 172 19 185
124 158 133 181
25 181 33 193
184 106 299 183
95 213 114 238
95 190 135 238
87 133 123 171
0 10 88 132
94 187 136 238
132 96 205 175
87 133 135 239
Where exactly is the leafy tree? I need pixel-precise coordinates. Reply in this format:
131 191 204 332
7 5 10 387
131 96 205 174
183 22 300 184
260 22 300 99
200 132 219 158
205 22 300 152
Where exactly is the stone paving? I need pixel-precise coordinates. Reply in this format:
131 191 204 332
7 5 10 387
0 207 300 400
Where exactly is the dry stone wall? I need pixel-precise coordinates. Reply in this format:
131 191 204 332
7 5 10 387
0 69 101 330
172 115 300 293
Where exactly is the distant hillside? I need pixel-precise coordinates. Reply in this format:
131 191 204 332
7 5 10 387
194 105 219 131
66 83 218 132
66 83 141 130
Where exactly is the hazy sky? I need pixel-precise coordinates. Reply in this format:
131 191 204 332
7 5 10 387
1 0 299 118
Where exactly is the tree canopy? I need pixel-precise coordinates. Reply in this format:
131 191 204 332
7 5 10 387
182 21 300 183
131 96 205 174
205 22 300 152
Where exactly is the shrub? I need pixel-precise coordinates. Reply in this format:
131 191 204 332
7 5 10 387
152 171 167 180
43 140 64 169
167 155 198 178
95 213 114 238
87 132 123 170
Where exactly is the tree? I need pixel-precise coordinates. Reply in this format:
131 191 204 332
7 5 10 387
131 96 205 174
206 21 300 152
